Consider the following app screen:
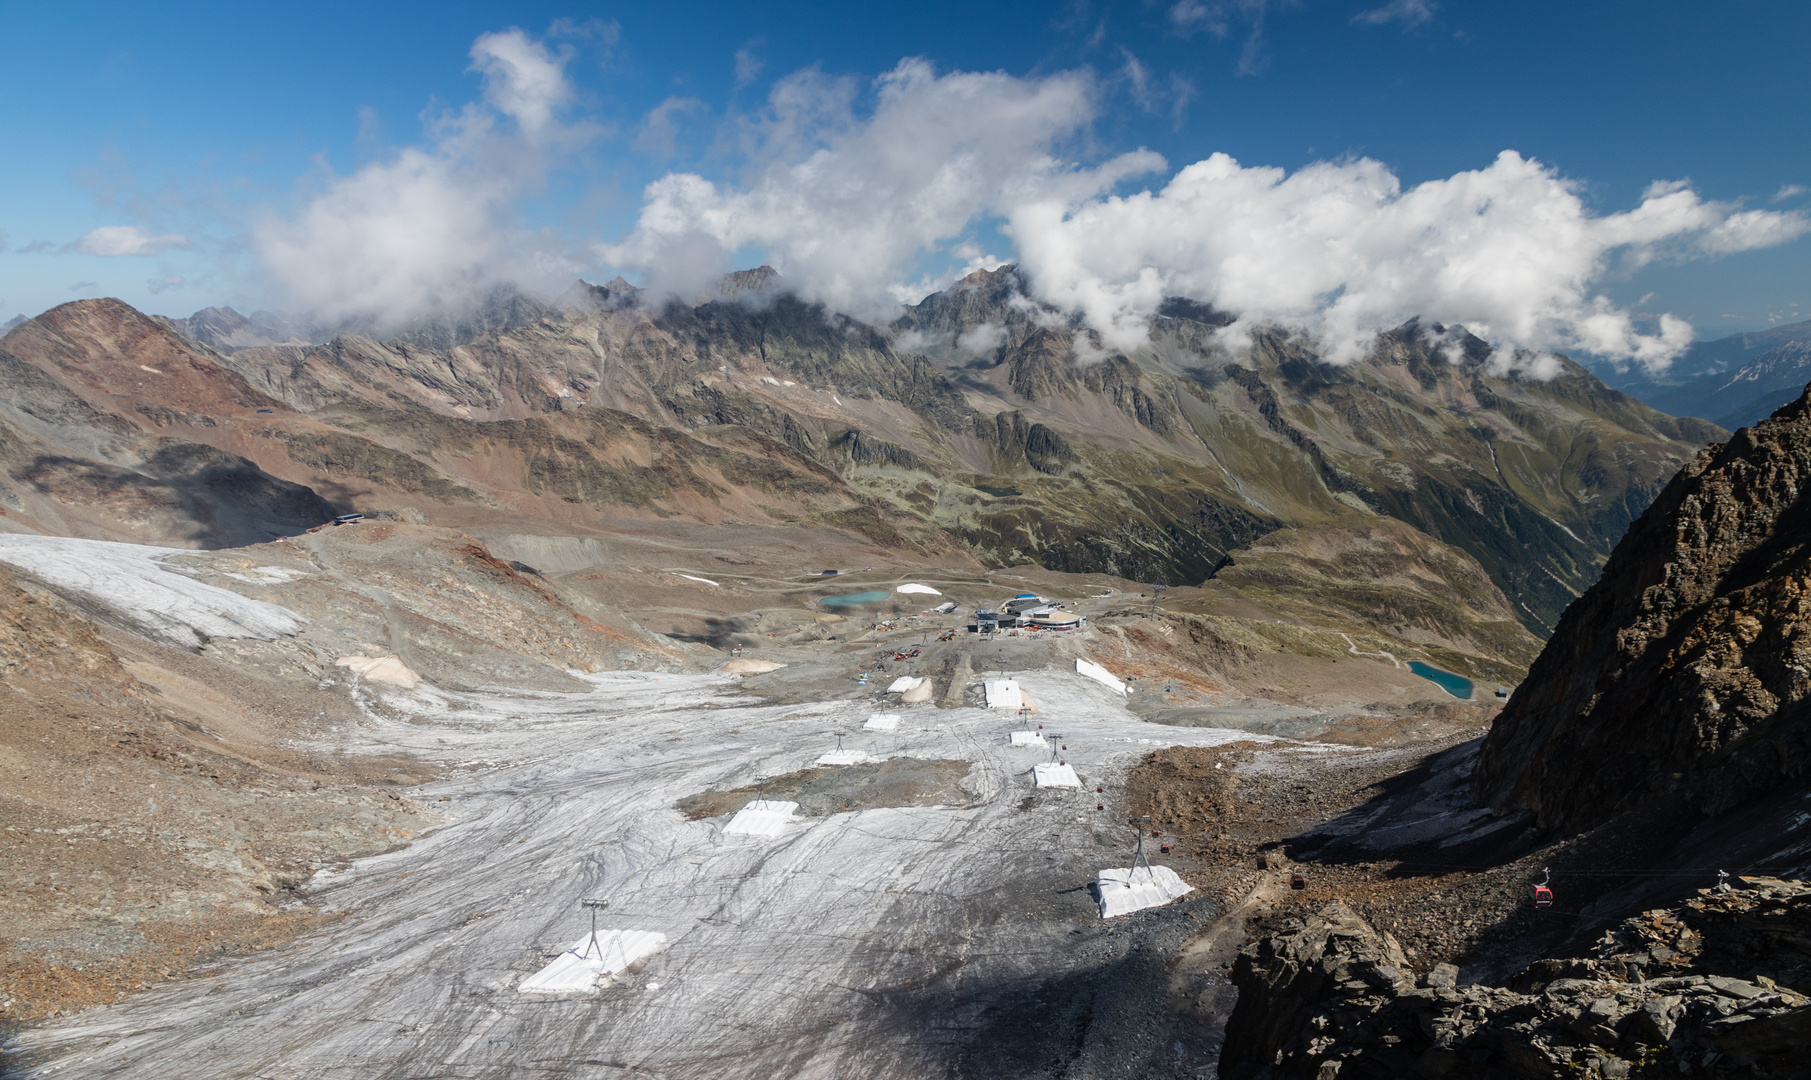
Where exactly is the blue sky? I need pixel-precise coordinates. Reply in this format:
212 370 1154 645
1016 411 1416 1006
2 0 1807 363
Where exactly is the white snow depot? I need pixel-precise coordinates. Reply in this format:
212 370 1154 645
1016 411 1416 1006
0 534 305 646
14 664 1280 1078
863 712 901 730
1033 762 1083 788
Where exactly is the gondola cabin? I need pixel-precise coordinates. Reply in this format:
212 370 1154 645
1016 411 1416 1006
1290 874 1306 890
1532 883 1553 908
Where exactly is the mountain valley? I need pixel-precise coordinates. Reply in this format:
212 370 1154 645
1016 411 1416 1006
1 274 1806 1079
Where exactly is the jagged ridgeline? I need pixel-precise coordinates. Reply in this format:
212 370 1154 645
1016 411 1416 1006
0 267 1718 633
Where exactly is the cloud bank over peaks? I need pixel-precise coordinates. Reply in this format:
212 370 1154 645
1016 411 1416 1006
250 28 590 330
603 59 1124 318
605 60 1804 374
1010 149 1808 370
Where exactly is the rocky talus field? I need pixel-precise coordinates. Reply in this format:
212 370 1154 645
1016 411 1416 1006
1222 881 1811 1079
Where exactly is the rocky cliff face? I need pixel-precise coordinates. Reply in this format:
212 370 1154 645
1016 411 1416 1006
1222 885 1811 1079
1472 384 1811 832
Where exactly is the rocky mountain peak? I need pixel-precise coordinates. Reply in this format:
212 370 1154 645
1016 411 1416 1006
1473 380 1811 831
714 265 783 299
9 297 285 416
556 276 642 314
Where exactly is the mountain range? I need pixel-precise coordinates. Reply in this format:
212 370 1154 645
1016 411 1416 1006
0 267 1723 655
1592 318 1811 430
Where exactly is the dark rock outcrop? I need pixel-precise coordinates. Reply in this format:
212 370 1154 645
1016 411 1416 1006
1222 884 1811 1079
1473 384 1811 832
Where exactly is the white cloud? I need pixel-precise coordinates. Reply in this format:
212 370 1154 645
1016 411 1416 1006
734 47 764 90
146 275 185 293
1169 0 1280 37
1003 149 1809 370
1117 47 1196 127
238 36 1806 377
604 59 1110 319
1168 0 1289 76
891 328 945 355
1353 0 1437 28
250 28 591 327
468 28 571 135
1776 183 1807 202
632 97 708 160
609 59 1807 373
73 225 191 257
956 322 1008 354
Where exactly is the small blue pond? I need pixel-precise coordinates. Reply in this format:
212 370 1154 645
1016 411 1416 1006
819 590 891 607
1407 661 1473 700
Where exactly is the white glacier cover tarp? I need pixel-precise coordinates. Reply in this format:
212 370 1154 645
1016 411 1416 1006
886 676 924 693
1008 731 1048 747
519 930 668 993
1096 866 1193 918
863 713 900 730
895 583 941 595
984 679 1023 710
1033 762 1081 788
724 799 798 837
1076 658 1127 695
815 750 869 766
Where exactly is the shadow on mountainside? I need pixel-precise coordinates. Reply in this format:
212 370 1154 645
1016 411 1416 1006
1267 738 1811 985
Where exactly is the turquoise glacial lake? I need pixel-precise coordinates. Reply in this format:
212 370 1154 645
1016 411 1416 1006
1407 661 1473 699
818 590 891 607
